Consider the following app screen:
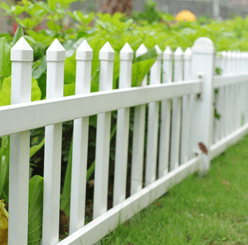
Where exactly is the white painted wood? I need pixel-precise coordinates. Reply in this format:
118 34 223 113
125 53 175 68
245 53 248 124
213 73 248 88
191 38 215 174
8 37 33 245
170 47 183 170
180 48 192 164
213 53 221 144
145 45 162 185
0 79 203 138
218 51 227 140
230 51 235 133
130 44 148 195
113 43 133 206
158 46 173 178
226 51 232 136
57 156 200 245
236 51 242 129
42 39 65 245
69 40 93 234
210 122 248 160
93 42 115 219
232 51 238 131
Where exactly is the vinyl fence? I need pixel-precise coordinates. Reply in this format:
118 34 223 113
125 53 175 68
1 36 248 245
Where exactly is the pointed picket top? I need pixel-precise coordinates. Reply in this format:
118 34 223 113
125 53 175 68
163 46 173 60
174 47 183 60
231 51 236 59
154 45 162 60
227 50 232 60
184 47 192 60
76 40 93 61
221 51 227 59
192 37 215 54
46 39 65 61
136 43 148 58
120 43 134 61
11 37 33 61
99 42 115 61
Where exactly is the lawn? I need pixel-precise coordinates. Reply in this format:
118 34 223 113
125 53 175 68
101 134 248 245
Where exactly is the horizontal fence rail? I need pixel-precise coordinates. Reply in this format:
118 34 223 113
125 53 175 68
1 36 248 245
0 79 202 137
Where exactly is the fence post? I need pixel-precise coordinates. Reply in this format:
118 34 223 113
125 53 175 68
130 44 148 195
42 39 65 245
158 46 173 178
93 42 115 219
9 37 33 245
113 43 133 206
69 40 93 234
191 37 215 174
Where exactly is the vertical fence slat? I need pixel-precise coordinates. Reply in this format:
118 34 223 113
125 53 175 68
191 38 215 174
236 51 242 128
170 47 183 170
113 43 133 206
219 51 227 140
226 51 232 136
180 47 192 164
230 51 235 133
145 45 162 185
8 37 33 245
69 40 93 234
245 53 248 124
93 42 115 219
130 44 148 195
42 39 65 245
213 54 221 144
158 46 173 178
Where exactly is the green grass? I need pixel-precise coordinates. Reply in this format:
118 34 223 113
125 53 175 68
101 134 248 245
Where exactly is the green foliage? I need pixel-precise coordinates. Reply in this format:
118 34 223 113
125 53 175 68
0 38 11 89
0 76 41 107
28 175 44 245
132 0 162 23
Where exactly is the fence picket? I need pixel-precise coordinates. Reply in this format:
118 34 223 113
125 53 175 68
42 39 65 245
226 51 232 135
180 47 192 164
219 51 227 140
145 45 162 185
130 44 148 195
93 42 115 219
158 46 173 178
113 43 133 206
170 47 183 170
8 37 33 245
69 40 93 234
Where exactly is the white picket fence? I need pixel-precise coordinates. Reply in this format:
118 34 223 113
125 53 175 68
1 36 248 245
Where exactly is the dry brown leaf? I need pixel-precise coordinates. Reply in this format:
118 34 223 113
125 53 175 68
198 142 208 154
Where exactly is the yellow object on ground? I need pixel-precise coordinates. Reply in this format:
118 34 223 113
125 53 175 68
0 200 8 245
176 10 196 22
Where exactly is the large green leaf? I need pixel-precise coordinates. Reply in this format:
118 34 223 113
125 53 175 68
0 136 10 203
0 76 42 107
12 25 24 46
28 175 44 245
0 38 11 89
